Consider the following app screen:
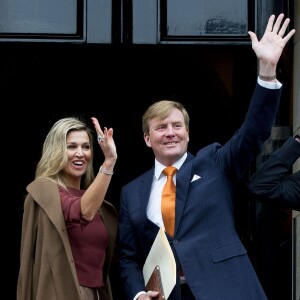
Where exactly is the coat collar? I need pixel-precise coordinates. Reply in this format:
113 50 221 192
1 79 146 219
27 178 68 236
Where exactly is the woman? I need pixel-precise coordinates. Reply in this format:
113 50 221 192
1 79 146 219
17 116 118 300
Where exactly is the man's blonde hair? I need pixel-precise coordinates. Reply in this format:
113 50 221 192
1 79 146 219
142 100 190 134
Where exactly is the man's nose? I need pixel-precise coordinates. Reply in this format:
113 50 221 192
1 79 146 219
166 125 175 135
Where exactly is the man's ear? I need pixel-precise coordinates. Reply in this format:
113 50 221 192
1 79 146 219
144 133 151 147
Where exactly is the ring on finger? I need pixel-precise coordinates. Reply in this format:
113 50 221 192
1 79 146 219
98 134 104 142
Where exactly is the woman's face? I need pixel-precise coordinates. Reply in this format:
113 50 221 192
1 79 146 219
63 130 91 188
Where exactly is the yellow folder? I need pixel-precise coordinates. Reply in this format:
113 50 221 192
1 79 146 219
143 227 177 299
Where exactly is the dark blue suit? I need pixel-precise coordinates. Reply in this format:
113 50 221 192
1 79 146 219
118 83 281 299
248 136 300 210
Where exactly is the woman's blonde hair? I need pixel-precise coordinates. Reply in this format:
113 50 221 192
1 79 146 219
35 117 94 189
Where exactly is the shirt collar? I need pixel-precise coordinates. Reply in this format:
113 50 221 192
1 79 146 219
154 152 187 179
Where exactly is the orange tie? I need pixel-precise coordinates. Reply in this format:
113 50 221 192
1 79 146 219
161 166 177 237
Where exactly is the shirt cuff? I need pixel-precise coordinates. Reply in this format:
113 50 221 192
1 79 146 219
257 76 282 89
133 291 146 300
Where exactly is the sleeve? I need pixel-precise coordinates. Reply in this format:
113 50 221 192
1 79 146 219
247 137 300 210
17 195 37 300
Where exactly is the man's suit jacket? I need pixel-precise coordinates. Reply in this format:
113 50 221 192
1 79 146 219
248 136 300 211
118 83 281 300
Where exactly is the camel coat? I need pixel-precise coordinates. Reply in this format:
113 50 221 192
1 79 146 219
17 178 118 300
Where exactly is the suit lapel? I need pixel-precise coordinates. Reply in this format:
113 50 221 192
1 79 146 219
139 167 155 220
137 159 195 237
174 154 194 235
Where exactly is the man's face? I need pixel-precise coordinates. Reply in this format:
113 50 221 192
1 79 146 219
144 108 189 166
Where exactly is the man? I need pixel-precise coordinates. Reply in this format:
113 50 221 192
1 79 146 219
118 14 295 300
248 135 300 210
